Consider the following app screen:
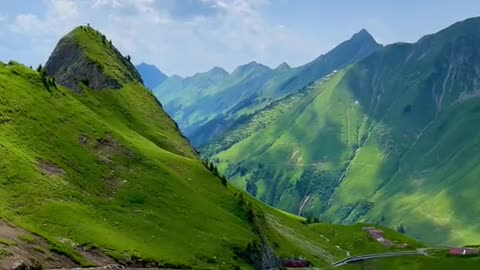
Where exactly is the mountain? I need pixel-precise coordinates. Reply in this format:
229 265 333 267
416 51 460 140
154 30 381 148
154 66 229 106
135 62 168 90
275 62 291 72
0 24 441 270
204 17 480 246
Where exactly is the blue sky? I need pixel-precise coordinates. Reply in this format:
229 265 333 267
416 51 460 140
0 0 479 76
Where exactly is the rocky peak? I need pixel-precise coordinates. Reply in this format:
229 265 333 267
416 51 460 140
207 66 229 77
275 62 291 71
232 61 272 77
45 25 142 92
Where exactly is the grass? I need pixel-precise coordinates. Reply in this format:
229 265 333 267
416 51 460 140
0 60 258 268
19 234 36 244
0 238 16 246
63 25 141 86
0 29 264 268
0 248 10 258
0 26 419 269
4 21 480 270
202 17 480 248
340 255 480 270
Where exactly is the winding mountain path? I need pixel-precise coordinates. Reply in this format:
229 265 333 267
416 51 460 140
319 249 428 269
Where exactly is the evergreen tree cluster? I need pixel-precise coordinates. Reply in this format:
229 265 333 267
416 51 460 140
202 159 228 186
81 24 113 49
304 215 320 224
36 64 57 90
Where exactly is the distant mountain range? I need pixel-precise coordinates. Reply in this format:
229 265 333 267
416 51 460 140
136 62 168 89
152 29 382 148
153 16 480 247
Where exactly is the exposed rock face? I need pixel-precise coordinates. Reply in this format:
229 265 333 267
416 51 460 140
45 26 142 92
45 42 119 92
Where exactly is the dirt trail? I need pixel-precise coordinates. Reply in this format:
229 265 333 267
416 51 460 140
0 220 77 270
0 219 121 269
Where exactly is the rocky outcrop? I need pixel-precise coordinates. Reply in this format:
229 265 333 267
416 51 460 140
235 199 281 270
45 26 142 92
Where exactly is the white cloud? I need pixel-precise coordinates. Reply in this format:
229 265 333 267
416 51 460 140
52 0 80 20
5 0 323 76
11 14 43 34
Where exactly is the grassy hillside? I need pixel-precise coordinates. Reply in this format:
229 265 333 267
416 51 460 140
212 70 358 212
0 60 256 268
0 25 422 270
206 16 480 246
341 255 480 270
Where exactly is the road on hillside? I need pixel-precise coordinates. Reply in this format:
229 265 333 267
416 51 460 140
321 249 427 268
47 265 187 270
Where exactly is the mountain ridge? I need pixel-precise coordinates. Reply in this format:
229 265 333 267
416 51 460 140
46 26 142 92
203 16 480 246
155 28 382 148
136 62 168 90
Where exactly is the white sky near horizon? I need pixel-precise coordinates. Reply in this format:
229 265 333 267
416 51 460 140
0 0 479 76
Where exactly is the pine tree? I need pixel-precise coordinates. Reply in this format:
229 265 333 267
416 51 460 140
213 166 219 176
220 175 227 186
305 216 312 224
208 161 214 172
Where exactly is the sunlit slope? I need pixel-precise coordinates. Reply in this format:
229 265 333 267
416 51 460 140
213 70 362 213
0 25 414 269
0 62 259 268
341 256 480 270
209 17 480 245
155 30 381 148
326 16 480 245
0 27 256 268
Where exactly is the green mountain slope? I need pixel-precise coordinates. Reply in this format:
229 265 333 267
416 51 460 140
206 17 480 246
154 30 381 148
0 25 432 270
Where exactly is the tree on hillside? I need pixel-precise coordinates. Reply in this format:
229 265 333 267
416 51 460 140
220 175 227 186
208 161 215 172
212 165 219 176
305 216 312 224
